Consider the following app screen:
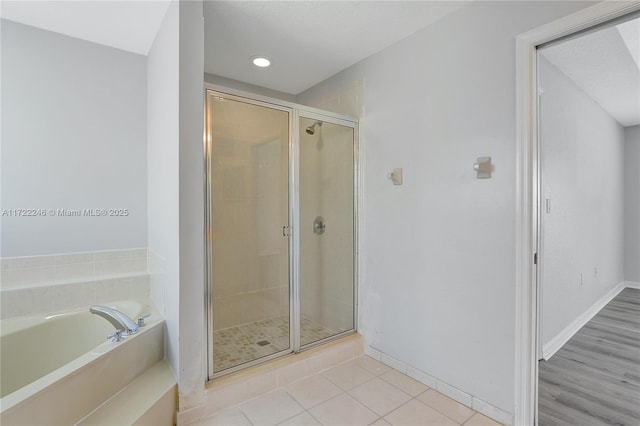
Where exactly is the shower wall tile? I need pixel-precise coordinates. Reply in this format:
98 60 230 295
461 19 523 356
213 295 244 330
221 167 246 200
321 301 353 334
212 285 291 332
213 281 234 298
210 113 290 332
263 287 284 319
243 292 267 324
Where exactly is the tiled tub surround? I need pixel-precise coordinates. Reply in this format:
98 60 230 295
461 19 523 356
1 248 148 286
189 335 502 426
0 248 150 319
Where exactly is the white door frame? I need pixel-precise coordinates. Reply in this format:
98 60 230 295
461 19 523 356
514 2 640 424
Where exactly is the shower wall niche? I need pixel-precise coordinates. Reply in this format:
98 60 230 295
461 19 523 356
206 89 358 378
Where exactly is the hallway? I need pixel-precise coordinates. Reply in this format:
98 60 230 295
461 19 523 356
538 288 640 425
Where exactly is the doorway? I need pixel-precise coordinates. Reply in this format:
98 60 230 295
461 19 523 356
515 2 640 424
535 13 639 424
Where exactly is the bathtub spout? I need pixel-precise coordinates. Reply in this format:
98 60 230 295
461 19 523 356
90 305 138 335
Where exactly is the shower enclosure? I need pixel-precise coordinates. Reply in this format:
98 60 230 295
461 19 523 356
205 88 358 378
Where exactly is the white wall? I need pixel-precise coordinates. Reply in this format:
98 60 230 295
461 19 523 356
1 19 147 257
298 1 594 415
177 0 205 409
146 0 205 411
624 125 640 284
539 56 625 348
147 0 180 379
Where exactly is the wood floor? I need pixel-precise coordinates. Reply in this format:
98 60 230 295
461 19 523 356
538 288 640 426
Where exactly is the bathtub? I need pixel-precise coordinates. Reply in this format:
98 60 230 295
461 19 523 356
0 300 165 425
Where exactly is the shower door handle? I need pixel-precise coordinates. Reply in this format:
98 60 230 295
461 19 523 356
313 216 326 235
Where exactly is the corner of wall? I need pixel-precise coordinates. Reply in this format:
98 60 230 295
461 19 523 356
177 0 206 410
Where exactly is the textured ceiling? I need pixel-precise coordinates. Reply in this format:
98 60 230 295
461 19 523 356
541 18 640 127
0 0 170 55
204 1 469 95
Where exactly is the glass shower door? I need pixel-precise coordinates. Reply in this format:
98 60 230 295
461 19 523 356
298 116 356 347
207 93 291 374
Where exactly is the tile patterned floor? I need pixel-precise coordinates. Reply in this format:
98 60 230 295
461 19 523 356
213 316 335 373
195 356 503 426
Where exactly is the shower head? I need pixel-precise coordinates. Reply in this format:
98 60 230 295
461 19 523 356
305 121 323 135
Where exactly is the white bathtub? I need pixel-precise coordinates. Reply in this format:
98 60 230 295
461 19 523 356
0 300 165 425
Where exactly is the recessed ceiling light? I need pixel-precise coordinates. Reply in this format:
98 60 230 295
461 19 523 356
252 57 271 68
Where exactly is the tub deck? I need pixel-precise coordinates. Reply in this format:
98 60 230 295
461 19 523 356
0 301 170 425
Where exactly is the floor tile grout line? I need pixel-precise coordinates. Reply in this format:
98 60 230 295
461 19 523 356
216 357 367 422
281 387 315 417
376 370 431 398
345 380 415 418
390 392 470 426
355 361 476 424
268 391 306 426
202 355 486 426
305 406 324 426
368 416 384 426
383 373 479 424
320 361 382 392
241 410 254 426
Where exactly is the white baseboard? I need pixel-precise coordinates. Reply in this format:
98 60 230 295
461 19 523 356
365 346 514 425
626 281 640 290
542 281 626 361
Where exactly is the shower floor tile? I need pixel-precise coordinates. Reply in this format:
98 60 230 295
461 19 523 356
213 316 335 373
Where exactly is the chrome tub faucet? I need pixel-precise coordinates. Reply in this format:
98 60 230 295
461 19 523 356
90 305 139 339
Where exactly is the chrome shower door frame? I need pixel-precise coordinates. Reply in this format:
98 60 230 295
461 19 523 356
295 109 359 352
204 85 359 380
